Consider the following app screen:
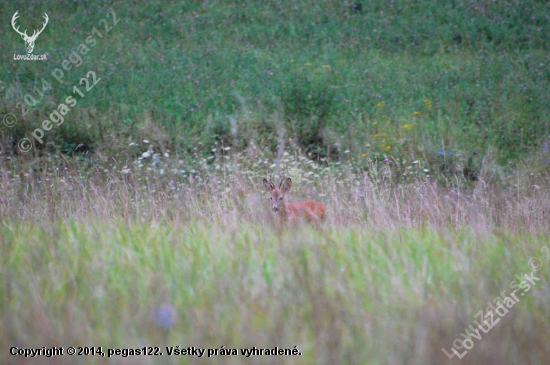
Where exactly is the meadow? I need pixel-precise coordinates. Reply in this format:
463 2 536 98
1 0 550 364
1 148 550 364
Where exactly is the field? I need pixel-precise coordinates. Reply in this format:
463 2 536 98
1 0 550 364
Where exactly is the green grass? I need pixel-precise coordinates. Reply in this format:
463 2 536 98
1 0 549 165
2 1 550 363
2 221 549 364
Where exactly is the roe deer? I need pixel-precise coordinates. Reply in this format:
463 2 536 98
263 178 325 225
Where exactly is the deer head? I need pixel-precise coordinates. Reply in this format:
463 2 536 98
263 178 292 212
11 11 49 54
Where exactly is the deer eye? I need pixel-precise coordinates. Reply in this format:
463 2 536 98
279 197 283 200
270 197 272 200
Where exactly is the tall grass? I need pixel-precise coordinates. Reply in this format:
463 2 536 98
2 218 549 364
0 144 549 230
1 1 550 364
1 148 550 364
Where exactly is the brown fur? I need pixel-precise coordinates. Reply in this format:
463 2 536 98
263 178 325 225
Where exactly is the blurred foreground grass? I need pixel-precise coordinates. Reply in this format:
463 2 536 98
2 221 549 364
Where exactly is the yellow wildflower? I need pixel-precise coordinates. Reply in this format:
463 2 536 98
374 133 380 137
376 101 384 107
413 111 420 115
386 145 392 150
402 124 411 129
372 121 378 126
362 153 367 157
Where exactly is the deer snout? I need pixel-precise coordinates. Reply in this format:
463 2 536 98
272 206 278 212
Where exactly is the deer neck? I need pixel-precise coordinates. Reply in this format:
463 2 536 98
278 201 289 219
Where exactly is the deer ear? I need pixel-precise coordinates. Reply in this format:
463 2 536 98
263 179 274 192
282 177 292 192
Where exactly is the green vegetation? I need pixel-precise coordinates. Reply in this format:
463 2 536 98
1 148 549 363
2 222 549 364
1 1 550 363
1 0 549 167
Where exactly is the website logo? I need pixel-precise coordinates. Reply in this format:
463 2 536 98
11 11 49 60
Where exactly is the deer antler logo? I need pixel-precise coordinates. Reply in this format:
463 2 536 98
11 11 49 54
